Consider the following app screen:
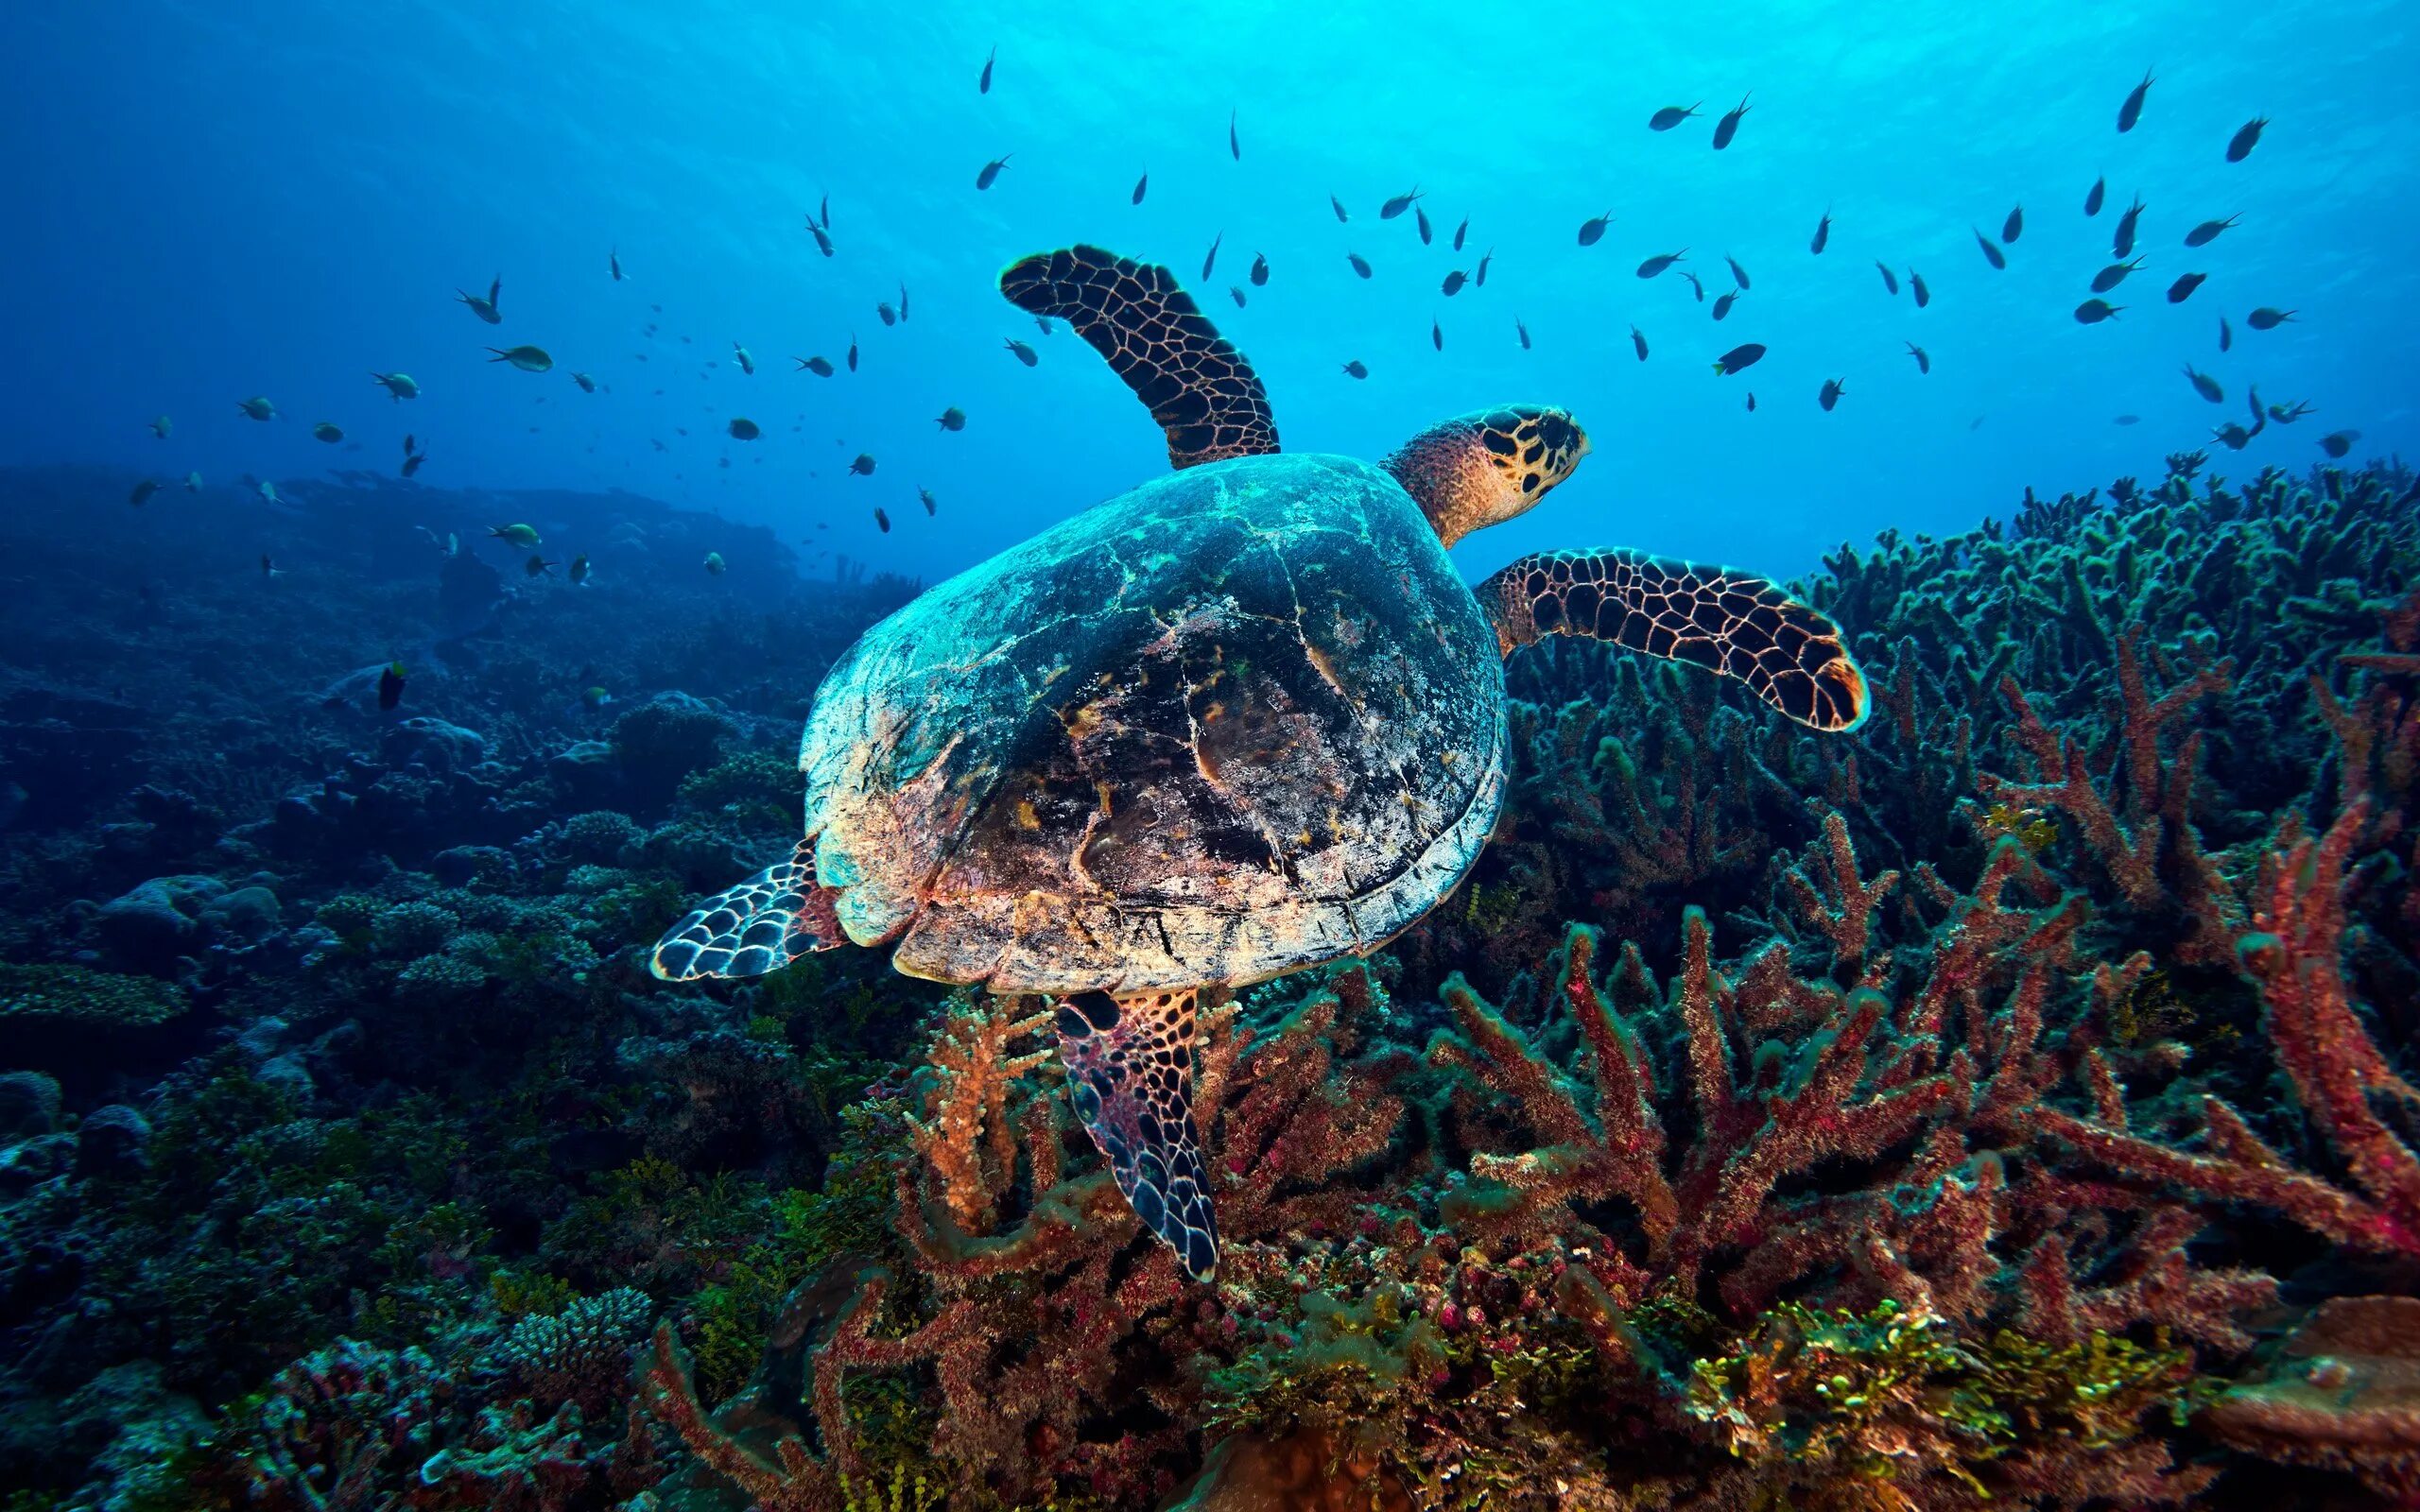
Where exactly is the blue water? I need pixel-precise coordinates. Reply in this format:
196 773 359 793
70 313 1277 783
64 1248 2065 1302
4 1 2412 586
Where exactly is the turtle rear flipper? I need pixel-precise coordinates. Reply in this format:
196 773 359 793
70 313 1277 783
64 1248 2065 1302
999 245 1278 470
651 837 847 980
1055 988 1219 1282
1481 548 1870 732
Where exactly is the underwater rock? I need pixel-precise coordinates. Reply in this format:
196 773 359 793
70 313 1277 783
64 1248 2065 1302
94 874 224 973
437 545 506 638
610 693 736 809
73 1103 150 1178
1162 1429 1412 1511
0 1071 62 1143
380 715 488 775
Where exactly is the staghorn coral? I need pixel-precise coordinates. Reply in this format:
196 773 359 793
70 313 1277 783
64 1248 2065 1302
495 1286 658 1414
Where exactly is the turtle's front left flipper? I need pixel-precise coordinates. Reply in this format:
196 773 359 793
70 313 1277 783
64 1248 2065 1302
1480 548 1869 732
1054 988 1219 1282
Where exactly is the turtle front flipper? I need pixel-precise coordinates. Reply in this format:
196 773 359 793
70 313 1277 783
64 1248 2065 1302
998 245 1278 470
1054 988 1219 1282
651 837 848 980
1480 548 1870 732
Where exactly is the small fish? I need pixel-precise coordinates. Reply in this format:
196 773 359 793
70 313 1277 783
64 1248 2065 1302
877 302 897 326
1475 249 1493 286
182 471 201 491
1819 378 1846 412
237 396 277 421
1631 326 1649 361
2213 421 2254 451
129 478 159 507
486 346 553 372
569 554 591 584
1347 250 1372 279
372 371 419 401
1578 211 1615 247
2118 69 2153 133
1229 109 1240 161
1649 101 1702 130
899 284 910 321
526 554 557 577
1004 338 1038 366
935 406 965 431
2167 272 2205 302
1636 249 1686 279
456 276 503 323
378 661 406 710
795 355 835 376
1679 270 1704 302
2267 400 2315 424
1876 261 1899 295
2085 177 2106 216
921 489 938 515
1416 206 1433 245
582 686 612 709
703 551 727 576
1132 170 1148 205
1331 195 1350 222
1905 341 1929 374
2115 196 2145 258
2183 364 2224 403
1230 286 1247 308
1380 186 1422 219
1202 232 1221 280
2115 415 2140 425
2074 299 2123 323
611 247 624 282
847 336 858 371
807 220 835 257
2218 317 2233 352
2227 116 2266 163
873 507 890 534
147 415 171 438
572 371 596 392
1515 318 1530 351
258 480 280 505
2319 430 2360 459
402 452 425 478
1441 269 1467 296
975 154 1011 190
1745 391 1756 412
1712 342 1765 375
1342 360 1369 379
2247 386 2265 427
1810 207 1832 255
1452 218 1467 252
979 44 994 93
1712 289 1739 320
1251 252 1269 285
2246 306 2296 330
850 453 876 475
728 418 761 440
2184 215 2239 248
1431 318 1443 352
1031 317 1050 335
1974 229 2006 269
1725 255 1751 290
1711 94 1751 149
2090 256 2144 293
310 421 343 443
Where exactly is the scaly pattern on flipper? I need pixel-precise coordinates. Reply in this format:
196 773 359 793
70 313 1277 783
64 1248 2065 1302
999 245 1277 469
1480 548 1869 732
650 837 847 980
1054 988 1219 1280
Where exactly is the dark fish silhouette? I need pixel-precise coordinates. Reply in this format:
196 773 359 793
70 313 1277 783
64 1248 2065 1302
2246 306 2296 330
850 453 877 474
1649 102 1702 129
1132 171 1148 205
1230 286 1247 308
877 302 896 326
921 489 938 515
2118 69 2153 132
1251 252 1269 285
1636 249 1686 278
1380 187 1422 219
1202 232 1221 280
2183 215 2239 248
1910 269 1931 307
1475 249 1493 285
1347 250 1372 279
979 45 994 94
1430 318 1443 352
1746 391 1756 412
2115 415 2140 425
378 662 406 711
1974 229 2006 269
1578 211 1615 246
2184 364 2223 403
1631 325 1649 361
934 407 965 431
875 507 890 533
2226 116 2267 163
2267 399 2315 424
2218 317 2232 352
2320 430 2359 458
1331 194 1349 222
1229 109 1239 161
1712 342 1765 374
1712 289 1739 320
1342 360 1368 379
1725 254 1751 289
794 355 835 376
976 155 1011 190
1876 261 1899 295
1819 378 1846 411
2085 176 2106 216
1416 206 1432 245
1441 269 1467 296
2090 256 2143 293
1906 341 1929 373
1712 94 1751 149
1516 318 1530 351
898 283 909 321
1810 207 1832 254
1679 270 1705 301
2167 271 2205 302
2074 299 2123 323
610 248 624 282
848 336 858 370
1452 218 1468 252
2114 196 2145 258
2002 205 2024 243
1004 338 1038 366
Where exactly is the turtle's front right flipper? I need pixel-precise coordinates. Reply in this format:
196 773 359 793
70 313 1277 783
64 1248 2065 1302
1055 988 1219 1282
998 245 1278 470
1480 548 1869 732
651 837 848 980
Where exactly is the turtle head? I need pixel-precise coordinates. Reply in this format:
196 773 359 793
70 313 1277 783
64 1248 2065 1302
1384 405 1590 548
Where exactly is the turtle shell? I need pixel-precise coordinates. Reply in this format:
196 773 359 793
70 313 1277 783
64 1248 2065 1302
800 452 1506 993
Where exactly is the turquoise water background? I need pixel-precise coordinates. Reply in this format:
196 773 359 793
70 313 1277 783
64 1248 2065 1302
3 0 2411 585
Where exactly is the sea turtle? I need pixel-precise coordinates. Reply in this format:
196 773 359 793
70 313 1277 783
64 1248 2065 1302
652 245 1868 1281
